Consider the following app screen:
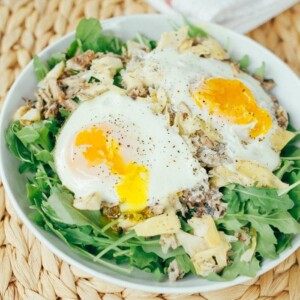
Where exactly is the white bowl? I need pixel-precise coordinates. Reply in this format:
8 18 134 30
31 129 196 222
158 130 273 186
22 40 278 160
0 14 299 294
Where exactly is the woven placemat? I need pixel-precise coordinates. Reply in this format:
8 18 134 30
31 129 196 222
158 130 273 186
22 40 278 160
0 1 300 299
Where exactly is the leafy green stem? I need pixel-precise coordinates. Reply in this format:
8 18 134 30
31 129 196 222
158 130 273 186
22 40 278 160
276 160 294 179
101 219 120 233
281 156 300 160
113 249 132 257
278 180 300 196
94 230 136 261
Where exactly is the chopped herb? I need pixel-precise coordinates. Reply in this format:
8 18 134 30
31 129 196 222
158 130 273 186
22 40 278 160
253 62 266 80
113 68 124 88
239 55 250 71
88 76 100 83
184 17 208 38
72 96 80 103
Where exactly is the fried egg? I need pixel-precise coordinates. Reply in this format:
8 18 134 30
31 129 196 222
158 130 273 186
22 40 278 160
125 48 280 170
54 91 207 212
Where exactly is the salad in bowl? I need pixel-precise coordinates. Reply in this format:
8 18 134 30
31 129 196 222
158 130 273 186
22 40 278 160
1 15 300 293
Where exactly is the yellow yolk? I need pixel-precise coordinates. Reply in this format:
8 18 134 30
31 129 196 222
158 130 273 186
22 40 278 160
192 78 272 138
75 127 149 212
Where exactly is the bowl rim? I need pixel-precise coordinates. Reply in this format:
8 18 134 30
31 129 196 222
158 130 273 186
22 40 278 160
0 13 299 294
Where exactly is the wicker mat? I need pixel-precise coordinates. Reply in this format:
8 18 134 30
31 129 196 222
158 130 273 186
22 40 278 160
0 0 300 299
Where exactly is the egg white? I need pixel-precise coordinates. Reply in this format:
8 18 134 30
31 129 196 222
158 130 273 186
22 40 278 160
125 48 281 170
54 91 207 209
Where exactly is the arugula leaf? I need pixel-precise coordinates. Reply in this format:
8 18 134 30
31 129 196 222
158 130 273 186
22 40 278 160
47 52 66 69
238 206 299 234
219 184 300 263
13 120 58 154
29 210 45 226
19 162 36 173
33 55 49 81
222 187 241 213
75 18 124 54
216 214 247 232
218 241 261 280
223 184 294 214
16 126 40 146
5 122 33 164
62 226 96 246
142 244 185 259
131 246 158 269
176 254 196 274
275 231 293 254
27 182 44 207
113 68 123 88
288 171 300 221
35 150 53 163
41 188 103 232
206 240 261 281
59 108 71 119
36 119 59 150
76 18 101 51
253 223 277 259
67 40 79 58
41 215 132 274
34 164 53 190
151 267 166 281
129 246 166 281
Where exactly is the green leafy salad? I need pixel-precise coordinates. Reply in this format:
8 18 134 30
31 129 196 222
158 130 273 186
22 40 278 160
5 18 300 282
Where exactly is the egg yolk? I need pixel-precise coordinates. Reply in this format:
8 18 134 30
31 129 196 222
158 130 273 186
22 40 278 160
75 127 149 212
193 78 272 138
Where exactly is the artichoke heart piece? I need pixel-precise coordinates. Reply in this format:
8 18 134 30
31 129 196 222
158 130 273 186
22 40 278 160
126 40 149 56
149 87 169 114
177 215 231 276
174 112 201 135
210 165 248 188
122 69 144 90
210 159 288 189
199 119 222 142
236 160 288 189
201 38 229 60
73 193 102 210
38 61 65 88
90 56 123 76
13 106 41 125
192 242 230 276
175 230 206 257
189 215 223 248
270 127 295 151
156 27 190 51
76 84 110 102
187 38 229 60
134 212 181 237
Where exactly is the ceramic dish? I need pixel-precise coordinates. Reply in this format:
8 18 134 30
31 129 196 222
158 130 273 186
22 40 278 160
0 14 299 294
